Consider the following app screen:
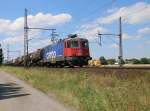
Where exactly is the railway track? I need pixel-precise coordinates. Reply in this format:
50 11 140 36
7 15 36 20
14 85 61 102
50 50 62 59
4 64 150 70
3 65 150 75
86 66 150 70
67 66 150 75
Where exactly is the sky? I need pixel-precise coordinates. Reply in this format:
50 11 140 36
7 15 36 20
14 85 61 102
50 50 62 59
0 0 150 60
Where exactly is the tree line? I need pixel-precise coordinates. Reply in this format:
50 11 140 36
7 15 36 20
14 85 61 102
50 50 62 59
99 56 150 65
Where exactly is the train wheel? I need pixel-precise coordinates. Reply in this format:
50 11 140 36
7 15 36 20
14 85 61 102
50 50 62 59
69 65 74 68
79 65 83 68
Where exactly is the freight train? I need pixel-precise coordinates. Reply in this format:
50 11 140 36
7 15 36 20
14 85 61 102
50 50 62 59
6 34 91 67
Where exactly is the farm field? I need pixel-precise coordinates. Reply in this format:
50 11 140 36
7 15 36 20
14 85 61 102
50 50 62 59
0 66 150 111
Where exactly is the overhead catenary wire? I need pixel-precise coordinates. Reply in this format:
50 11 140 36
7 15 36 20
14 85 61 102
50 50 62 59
96 1 149 45
62 0 117 33
77 1 149 47
7 44 21 61
82 0 117 19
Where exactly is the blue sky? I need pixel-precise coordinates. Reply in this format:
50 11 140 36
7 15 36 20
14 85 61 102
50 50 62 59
0 0 150 60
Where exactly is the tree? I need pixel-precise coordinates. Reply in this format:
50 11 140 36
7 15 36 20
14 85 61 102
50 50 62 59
107 59 116 65
132 59 141 64
0 44 3 65
140 58 150 64
99 56 108 65
121 59 125 64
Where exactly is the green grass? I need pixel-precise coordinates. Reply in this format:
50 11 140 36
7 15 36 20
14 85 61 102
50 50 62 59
0 66 150 111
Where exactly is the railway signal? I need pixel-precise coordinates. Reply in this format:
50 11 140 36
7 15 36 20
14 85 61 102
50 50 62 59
98 17 123 67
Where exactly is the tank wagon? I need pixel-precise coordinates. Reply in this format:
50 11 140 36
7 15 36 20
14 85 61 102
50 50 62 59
22 34 91 67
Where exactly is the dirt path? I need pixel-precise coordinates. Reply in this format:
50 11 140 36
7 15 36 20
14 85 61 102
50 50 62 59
0 71 74 111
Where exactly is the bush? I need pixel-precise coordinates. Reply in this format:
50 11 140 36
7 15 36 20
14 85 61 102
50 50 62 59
140 58 150 64
99 56 108 65
107 59 116 65
132 59 141 64
121 59 125 64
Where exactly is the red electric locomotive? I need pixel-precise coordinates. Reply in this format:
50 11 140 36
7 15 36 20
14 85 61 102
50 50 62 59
64 34 91 67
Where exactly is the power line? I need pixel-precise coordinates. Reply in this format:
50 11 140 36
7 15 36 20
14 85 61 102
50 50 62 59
7 44 21 61
83 0 117 19
106 35 119 45
96 2 149 45
62 0 117 33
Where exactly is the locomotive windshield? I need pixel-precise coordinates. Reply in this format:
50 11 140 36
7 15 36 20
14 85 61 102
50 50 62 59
67 41 79 48
82 40 89 48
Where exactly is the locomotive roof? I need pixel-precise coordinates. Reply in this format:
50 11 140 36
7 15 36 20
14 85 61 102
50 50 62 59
30 37 88 52
64 37 88 41
41 39 64 49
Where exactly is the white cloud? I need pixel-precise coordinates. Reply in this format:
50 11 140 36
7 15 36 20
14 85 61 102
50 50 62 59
138 27 150 34
79 23 98 30
27 13 72 28
75 20 107 40
122 33 132 40
145 40 150 44
137 45 144 49
107 8 118 13
96 2 150 24
77 26 107 40
0 12 72 45
2 35 23 45
0 12 72 35
76 2 150 41
109 43 119 48
28 39 52 52
122 33 144 40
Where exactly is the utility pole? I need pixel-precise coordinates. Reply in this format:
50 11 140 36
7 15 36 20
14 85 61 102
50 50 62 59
24 8 28 67
7 44 9 61
23 9 57 67
119 17 123 67
51 29 56 42
98 16 123 67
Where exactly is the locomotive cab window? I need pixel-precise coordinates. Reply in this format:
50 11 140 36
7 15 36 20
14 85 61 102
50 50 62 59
67 40 79 48
81 41 89 48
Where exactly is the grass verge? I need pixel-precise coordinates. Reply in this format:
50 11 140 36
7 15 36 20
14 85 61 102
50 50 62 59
0 66 150 111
